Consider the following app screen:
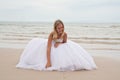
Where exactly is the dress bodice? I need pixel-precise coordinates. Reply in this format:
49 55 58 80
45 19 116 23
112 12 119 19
54 38 63 43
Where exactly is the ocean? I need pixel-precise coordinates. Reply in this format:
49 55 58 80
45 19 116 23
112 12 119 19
0 22 120 55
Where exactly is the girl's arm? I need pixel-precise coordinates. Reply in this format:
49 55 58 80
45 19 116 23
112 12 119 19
46 32 53 68
63 32 67 43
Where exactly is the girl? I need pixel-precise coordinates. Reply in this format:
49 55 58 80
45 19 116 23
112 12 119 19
16 20 97 71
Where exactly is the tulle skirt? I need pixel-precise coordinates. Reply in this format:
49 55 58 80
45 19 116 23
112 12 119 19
16 38 97 71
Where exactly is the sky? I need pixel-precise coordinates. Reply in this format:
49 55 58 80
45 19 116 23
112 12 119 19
0 0 120 23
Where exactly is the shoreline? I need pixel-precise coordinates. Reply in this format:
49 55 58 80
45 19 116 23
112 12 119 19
0 48 120 80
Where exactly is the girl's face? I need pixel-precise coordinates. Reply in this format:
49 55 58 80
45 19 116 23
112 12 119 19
56 23 64 35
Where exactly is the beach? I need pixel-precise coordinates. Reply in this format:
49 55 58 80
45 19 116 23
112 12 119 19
0 48 120 80
0 22 120 80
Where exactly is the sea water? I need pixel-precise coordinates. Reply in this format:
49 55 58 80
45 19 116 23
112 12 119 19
0 22 120 55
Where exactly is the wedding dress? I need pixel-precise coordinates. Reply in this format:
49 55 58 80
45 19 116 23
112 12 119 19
16 38 97 71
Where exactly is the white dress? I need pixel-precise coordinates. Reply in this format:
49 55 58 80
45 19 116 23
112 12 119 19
16 38 97 71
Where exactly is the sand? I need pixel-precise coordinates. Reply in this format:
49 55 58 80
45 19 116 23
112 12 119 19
0 48 120 80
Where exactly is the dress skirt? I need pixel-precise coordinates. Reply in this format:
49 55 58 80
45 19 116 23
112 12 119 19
16 38 97 71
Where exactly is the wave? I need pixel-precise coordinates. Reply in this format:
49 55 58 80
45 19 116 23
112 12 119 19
69 37 120 40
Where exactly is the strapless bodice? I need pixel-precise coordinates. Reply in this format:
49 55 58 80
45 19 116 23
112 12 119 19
54 38 63 43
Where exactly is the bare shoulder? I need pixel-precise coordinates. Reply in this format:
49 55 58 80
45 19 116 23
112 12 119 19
49 31 54 36
64 32 67 37
48 32 54 40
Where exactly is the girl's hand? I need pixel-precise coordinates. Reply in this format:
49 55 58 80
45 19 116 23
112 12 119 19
54 43 59 48
54 42 61 48
45 62 51 68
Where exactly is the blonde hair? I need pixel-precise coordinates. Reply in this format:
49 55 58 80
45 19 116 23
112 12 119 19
53 19 65 39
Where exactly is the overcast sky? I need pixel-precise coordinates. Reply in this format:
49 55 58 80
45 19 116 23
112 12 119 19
0 0 120 23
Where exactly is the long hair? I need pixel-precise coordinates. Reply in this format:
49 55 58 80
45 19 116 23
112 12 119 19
53 19 65 39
